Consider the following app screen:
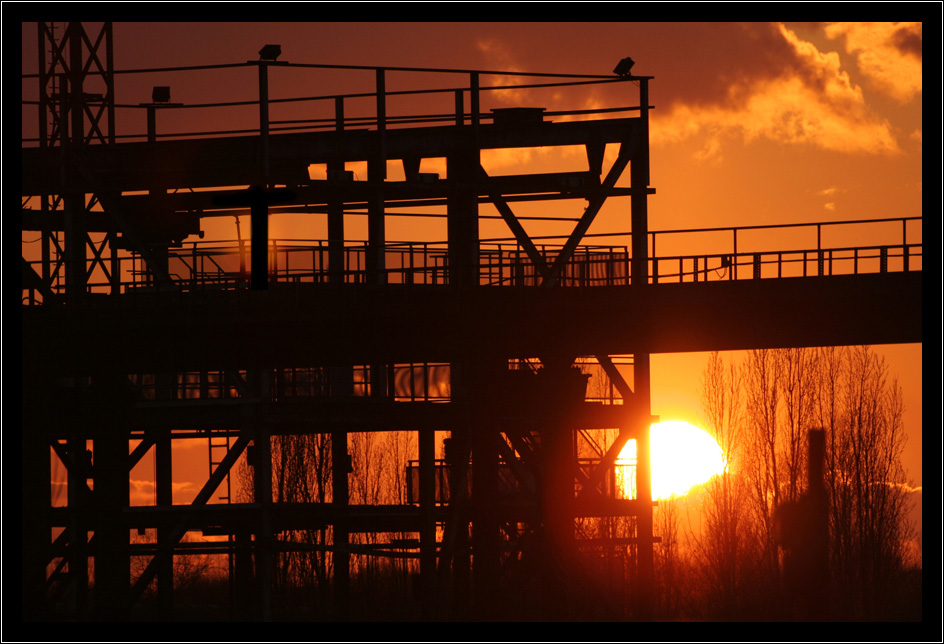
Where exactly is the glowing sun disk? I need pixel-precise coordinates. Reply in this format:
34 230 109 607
618 420 725 500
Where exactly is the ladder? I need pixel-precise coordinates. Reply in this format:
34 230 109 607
208 435 233 503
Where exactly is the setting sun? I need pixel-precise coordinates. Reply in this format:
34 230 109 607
619 420 725 500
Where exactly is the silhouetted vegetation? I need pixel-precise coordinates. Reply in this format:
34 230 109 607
658 346 920 621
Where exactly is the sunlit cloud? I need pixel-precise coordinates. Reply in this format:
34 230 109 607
130 478 195 505
476 38 533 106
651 23 900 158
824 22 922 103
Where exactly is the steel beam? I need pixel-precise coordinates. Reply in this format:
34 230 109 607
22 120 642 196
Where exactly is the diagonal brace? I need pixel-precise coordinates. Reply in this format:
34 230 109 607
541 144 632 287
480 165 550 279
125 433 251 609
595 355 633 400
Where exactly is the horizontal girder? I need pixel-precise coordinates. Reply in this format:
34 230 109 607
21 272 921 377
21 118 639 196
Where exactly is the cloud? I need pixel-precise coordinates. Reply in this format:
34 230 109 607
824 22 922 103
651 23 900 157
129 478 196 505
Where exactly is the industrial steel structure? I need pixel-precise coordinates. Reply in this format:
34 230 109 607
19 23 922 621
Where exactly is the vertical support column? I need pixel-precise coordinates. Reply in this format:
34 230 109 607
441 428 472 616
331 428 350 617
447 89 480 291
328 97 346 284
633 352 654 620
467 359 501 617
628 77 655 618
233 528 254 620
250 199 269 291
21 376 51 620
155 426 174 618
62 52 86 303
418 427 436 617
630 78 650 287
252 62 272 291
252 420 273 621
539 363 586 616
145 105 171 289
367 69 386 286
93 385 130 620
67 414 90 614
258 62 270 185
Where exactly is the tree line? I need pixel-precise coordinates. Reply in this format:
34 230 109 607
657 346 919 621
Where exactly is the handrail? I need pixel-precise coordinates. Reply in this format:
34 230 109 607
20 219 923 305
23 55 646 146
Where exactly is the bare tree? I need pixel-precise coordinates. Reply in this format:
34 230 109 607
776 348 817 504
819 346 912 618
268 432 333 610
693 351 754 618
741 349 781 578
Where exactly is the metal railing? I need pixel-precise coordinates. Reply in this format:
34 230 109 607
647 216 921 284
21 216 922 305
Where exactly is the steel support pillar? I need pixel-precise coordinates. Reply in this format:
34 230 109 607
92 380 130 620
331 427 350 618
447 144 480 289
328 97 346 284
155 426 174 618
233 529 254 620
67 421 90 614
629 77 655 619
633 353 654 619
21 379 51 621
418 427 437 617
252 419 273 621
468 360 501 618
539 364 588 617
367 71 386 286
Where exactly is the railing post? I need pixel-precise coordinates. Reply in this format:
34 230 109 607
904 244 910 272
817 249 824 277
753 253 761 280
693 256 698 282
455 89 464 126
191 242 197 290
880 246 888 273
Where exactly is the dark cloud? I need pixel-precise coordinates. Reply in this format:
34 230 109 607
892 23 922 60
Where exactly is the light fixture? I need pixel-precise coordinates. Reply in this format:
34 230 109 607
613 57 635 78
259 44 282 62
151 86 171 103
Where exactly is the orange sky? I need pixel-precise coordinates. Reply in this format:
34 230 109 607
22 22 924 495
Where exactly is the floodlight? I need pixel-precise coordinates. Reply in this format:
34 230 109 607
259 44 282 61
613 57 635 78
152 86 171 103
